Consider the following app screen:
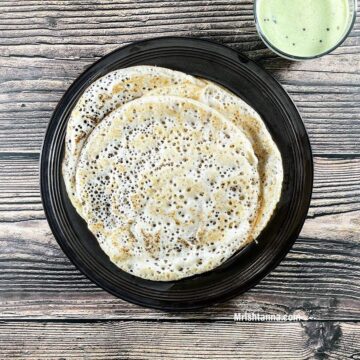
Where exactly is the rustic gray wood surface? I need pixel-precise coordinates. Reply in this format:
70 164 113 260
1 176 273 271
0 0 359 359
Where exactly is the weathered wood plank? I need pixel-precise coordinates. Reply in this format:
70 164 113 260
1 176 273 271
0 154 359 319
0 321 358 359
0 1 359 154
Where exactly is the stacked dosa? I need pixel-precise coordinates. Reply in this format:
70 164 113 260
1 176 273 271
62 65 283 281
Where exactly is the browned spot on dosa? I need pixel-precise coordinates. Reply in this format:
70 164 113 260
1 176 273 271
112 84 124 94
178 238 192 248
142 230 161 257
111 247 131 262
75 131 87 143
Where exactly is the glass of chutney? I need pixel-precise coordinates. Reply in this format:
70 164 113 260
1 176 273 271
254 0 357 60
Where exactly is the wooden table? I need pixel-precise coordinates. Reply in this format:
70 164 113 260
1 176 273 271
0 1 359 358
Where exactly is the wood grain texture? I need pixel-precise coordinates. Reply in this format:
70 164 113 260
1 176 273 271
0 1 359 357
0 321 358 359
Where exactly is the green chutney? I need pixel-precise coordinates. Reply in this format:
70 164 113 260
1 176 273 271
256 0 350 58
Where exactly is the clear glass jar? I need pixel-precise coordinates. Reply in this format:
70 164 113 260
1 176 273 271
254 0 357 60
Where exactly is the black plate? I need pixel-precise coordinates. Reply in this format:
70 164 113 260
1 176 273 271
40 37 313 311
